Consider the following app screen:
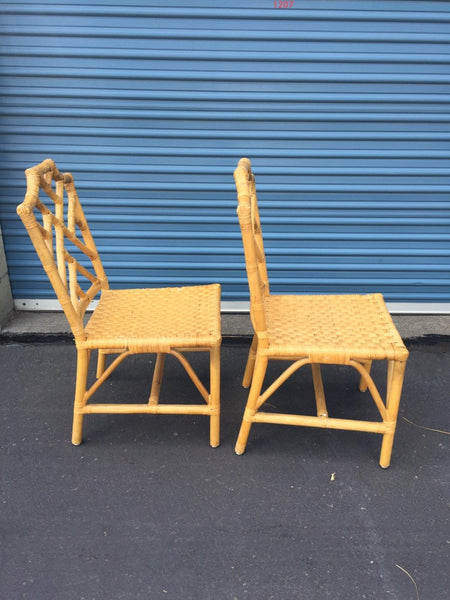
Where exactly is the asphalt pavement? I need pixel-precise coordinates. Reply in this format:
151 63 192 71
1 313 449 600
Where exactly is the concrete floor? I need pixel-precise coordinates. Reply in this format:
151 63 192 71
2 310 450 341
1 327 449 599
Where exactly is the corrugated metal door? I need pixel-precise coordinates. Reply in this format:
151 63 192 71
1 0 449 311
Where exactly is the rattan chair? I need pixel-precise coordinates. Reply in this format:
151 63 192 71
17 159 221 446
233 158 408 467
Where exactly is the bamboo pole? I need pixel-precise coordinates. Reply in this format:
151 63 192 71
242 334 258 388
257 358 310 409
311 363 328 417
209 344 221 448
72 349 90 445
359 360 372 392
253 412 389 434
235 354 268 455
379 360 407 468
148 353 166 405
82 404 213 415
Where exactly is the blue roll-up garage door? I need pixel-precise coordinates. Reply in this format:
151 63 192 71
0 0 449 312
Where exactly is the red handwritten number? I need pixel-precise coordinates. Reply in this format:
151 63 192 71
274 1 294 7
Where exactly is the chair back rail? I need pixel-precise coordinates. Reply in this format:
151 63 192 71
234 158 270 343
17 158 109 340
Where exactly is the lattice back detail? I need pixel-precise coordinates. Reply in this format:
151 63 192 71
17 159 109 339
234 158 270 335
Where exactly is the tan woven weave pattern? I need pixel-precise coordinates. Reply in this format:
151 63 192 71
264 293 408 362
83 285 221 352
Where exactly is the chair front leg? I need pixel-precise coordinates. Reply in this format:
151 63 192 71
242 334 258 388
235 353 268 455
72 348 90 445
209 345 221 448
379 360 407 468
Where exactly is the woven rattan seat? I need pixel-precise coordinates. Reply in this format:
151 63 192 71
83 287 220 352
17 159 221 446
234 158 408 467
264 294 407 362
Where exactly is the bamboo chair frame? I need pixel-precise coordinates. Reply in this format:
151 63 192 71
17 159 221 446
234 158 408 467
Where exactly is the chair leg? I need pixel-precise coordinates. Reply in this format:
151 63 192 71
242 334 258 388
359 360 372 392
386 359 395 405
96 350 106 378
209 345 221 448
379 360 407 468
235 354 268 455
148 353 166 405
72 349 90 446
311 363 328 417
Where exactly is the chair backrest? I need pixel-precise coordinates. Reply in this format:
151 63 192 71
234 158 270 340
17 159 109 341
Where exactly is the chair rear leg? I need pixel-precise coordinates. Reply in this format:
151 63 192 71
96 350 106 378
148 353 166 405
242 334 258 388
379 360 407 468
359 361 372 392
311 363 328 417
72 348 90 445
209 345 221 448
235 354 268 455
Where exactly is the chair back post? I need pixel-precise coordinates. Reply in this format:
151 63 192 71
63 175 109 305
17 159 108 342
234 158 269 346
